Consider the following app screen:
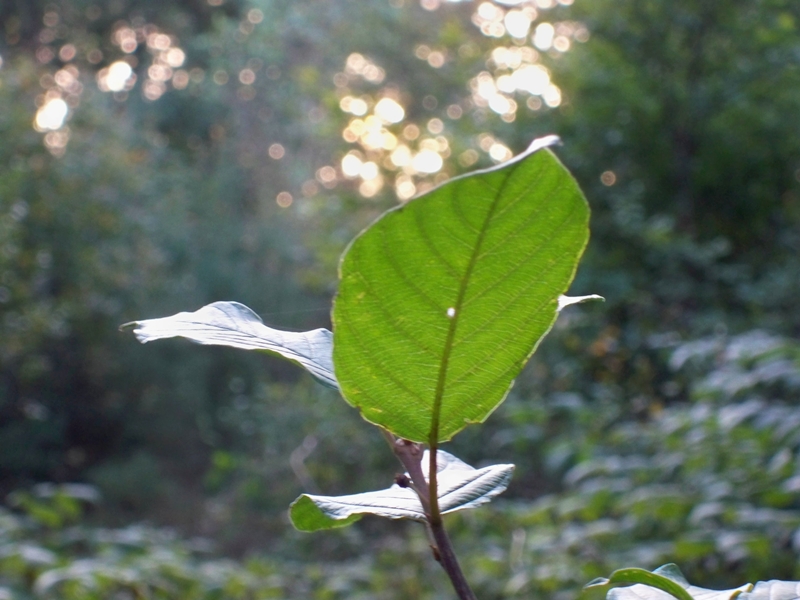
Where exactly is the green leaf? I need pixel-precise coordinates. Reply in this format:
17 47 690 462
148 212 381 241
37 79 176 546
289 496 363 532
585 566 698 600
289 450 514 532
585 564 753 600
121 301 337 389
333 136 592 442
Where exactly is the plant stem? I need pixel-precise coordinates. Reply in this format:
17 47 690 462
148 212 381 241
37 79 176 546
428 442 441 524
392 439 478 600
428 513 478 600
392 438 430 514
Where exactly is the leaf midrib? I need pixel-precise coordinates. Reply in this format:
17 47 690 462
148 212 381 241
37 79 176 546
164 317 317 358
462 186 576 312
428 168 518 444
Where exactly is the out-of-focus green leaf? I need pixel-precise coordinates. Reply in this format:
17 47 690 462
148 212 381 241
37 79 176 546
290 451 514 531
334 136 592 442
585 565 697 600
121 301 337 388
586 564 755 600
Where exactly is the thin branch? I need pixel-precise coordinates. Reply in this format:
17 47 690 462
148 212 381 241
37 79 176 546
428 443 441 524
391 439 478 600
429 516 478 600
392 439 430 515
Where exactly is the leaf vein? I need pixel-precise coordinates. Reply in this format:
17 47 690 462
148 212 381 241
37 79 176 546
461 197 581 312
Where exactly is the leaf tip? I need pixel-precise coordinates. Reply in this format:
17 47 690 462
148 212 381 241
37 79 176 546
584 577 611 589
526 134 562 153
289 494 363 532
557 294 605 312
499 135 563 171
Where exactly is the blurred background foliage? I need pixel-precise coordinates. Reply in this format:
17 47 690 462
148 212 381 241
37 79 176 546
1 0 799 597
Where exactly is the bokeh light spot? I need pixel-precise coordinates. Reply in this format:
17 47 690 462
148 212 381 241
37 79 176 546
427 51 445 68
601 171 617 186
268 143 286 159
395 175 416 200
543 84 562 107
374 98 405 123
317 166 338 187
173 70 189 89
533 22 555 50
446 104 463 119
504 10 531 38
165 48 185 67
459 149 479 167
98 61 134 92
412 149 443 174
427 118 444 134
360 161 379 180
34 97 68 131
403 124 421 140
489 142 512 162
342 153 363 178
239 68 256 84
59 44 76 61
